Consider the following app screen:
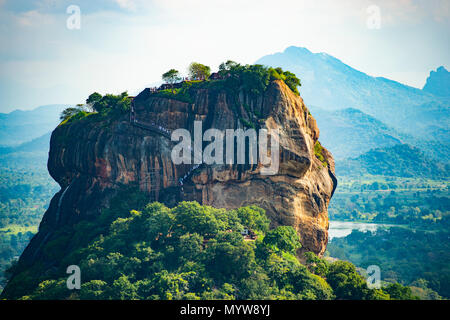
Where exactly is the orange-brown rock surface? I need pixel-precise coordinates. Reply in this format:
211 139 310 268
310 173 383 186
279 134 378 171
16 80 336 277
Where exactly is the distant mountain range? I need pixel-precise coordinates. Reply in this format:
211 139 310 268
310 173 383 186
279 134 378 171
0 132 51 171
0 104 67 146
0 132 51 155
308 106 402 160
256 46 449 141
0 105 66 171
257 46 449 165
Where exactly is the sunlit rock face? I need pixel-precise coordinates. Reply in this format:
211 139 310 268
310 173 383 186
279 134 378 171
16 80 336 278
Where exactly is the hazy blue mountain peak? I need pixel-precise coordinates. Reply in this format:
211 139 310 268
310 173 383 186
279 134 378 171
423 66 450 96
284 45 312 55
256 46 448 137
0 104 68 146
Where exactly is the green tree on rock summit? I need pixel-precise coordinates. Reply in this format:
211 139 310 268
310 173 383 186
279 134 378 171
188 62 211 80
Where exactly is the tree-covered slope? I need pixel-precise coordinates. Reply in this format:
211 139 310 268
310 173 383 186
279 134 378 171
336 144 449 178
305 105 449 163
327 226 450 299
2 200 414 300
0 132 59 292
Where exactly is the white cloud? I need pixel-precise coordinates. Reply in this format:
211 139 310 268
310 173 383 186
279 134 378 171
115 0 136 11
15 10 55 26
371 0 450 25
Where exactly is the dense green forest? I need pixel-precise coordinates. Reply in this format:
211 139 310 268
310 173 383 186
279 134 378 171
327 226 449 299
0 167 57 227
327 173 449 300
329 175 449 225
0 153 58 292
337 144 449 178
3 200 416 300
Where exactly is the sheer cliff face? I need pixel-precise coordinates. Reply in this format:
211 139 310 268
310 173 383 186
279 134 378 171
24 80 336 266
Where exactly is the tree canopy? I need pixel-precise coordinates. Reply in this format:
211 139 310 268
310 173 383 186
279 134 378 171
216 61 301 95
86 92 102 105
59 107 82 121
3 198 417 300
162 69 181 85
90 92 131 115
188 62 211 80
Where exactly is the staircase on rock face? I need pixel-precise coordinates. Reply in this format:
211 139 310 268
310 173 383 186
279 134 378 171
131 120 172 139
129 98 203 194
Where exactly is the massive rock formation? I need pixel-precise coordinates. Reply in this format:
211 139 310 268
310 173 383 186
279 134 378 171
12 80 336 282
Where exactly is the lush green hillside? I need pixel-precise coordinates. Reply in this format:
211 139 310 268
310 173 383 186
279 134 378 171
0 129 59 292
3 200 415 300
0 165 58 292
336 144 449 178
326 173 449 300
329 175 449 224
309 105 449 163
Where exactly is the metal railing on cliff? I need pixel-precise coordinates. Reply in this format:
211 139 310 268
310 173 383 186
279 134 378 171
129 94 204 193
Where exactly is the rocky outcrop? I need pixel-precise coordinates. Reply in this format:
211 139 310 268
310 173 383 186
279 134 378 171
423 66 450 97
15 80 336 276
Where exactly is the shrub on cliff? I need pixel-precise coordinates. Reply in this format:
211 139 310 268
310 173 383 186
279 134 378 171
60 107 83 121
314 141 328 167
216 61 301 96
59 92 131 126
269 67 301 95
91 91 131 115
153 84 194 104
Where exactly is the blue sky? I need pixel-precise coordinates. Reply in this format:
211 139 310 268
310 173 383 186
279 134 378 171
0 0 449 112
